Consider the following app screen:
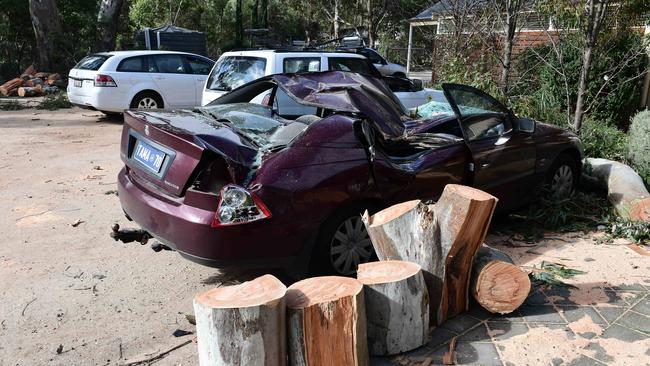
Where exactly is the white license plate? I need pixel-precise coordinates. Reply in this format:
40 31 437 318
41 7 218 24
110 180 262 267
73 79 82 87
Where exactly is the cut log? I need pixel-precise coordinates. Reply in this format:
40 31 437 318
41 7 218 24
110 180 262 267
34 72 49 79
584 158 650 221
470 245 530 314
0 78 24 96
20 65 35 80
46 73 61 85
193 274 287 366
357 260 429 355
17 85 44 97
363 184 497 325
286 276 368 366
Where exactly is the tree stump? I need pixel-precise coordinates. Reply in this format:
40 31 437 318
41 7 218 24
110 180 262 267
193 274 287 366
471 245 530 314
286 276 368 366
584 158 650 221
357 260 429 355
362 184 497 325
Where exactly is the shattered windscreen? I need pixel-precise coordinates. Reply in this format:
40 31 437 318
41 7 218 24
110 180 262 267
415 99 490 119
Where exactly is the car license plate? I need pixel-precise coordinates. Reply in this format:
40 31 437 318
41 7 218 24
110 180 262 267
73 79 82 87
133 140 166 174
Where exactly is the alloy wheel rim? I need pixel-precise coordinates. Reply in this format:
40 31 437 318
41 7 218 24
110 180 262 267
551 165 574 198
329 216 373 275
137 97 158 109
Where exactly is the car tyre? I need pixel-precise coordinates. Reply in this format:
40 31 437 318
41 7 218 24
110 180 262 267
100 111 121 116
546 153 579 199
310 205 378 276
130 91 163 110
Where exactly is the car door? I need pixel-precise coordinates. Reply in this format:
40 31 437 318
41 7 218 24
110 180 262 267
149 54 195 108
442 83 536 210
184 55 214 106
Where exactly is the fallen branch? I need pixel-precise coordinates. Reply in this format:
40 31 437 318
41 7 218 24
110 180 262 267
120 340 192 366
22 298 37 316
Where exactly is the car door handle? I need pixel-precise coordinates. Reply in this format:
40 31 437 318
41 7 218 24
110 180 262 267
196 78 206 82
154 76 166 80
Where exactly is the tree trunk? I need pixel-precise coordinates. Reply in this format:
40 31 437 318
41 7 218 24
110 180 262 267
357 261 429 355
28 0 63 71
235 0 243 46
584 158 650 221
500 3 517 95
471 245 530 314
366 0 373 47
260 0 268 28
573 45 593 131
252 0 259 29
286 276 368 366
362 184 498 325
193 274 287 366
333 0 340 39
97 0 125 51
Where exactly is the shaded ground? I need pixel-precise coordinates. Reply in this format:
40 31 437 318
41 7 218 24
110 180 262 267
0 108 648 365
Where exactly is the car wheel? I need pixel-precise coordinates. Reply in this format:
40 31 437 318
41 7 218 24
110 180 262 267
546 154 579 199
100 111 121 116
311 207 377 276
131 92 163 110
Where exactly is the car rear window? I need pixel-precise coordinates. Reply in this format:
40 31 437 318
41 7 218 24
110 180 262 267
206 56 266 92
328 57 372 74
283 57 320 73
117 56 145 72
74 55 112 71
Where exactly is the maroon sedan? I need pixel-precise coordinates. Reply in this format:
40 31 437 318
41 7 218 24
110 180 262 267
115 71 582 276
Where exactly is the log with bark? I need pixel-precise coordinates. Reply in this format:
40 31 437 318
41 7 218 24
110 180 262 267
18 85 44 97
584 158 650 221
286 276 368 366
362 184 497 325
20 65 35 80
0 78 24 96
470 245 530 314
193 274 287 366
357 260 429 355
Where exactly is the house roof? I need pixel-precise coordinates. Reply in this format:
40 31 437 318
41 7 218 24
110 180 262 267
408 0 489 23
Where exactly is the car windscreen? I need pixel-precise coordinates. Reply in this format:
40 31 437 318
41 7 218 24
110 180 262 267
73 55 112 70
206 56 266 92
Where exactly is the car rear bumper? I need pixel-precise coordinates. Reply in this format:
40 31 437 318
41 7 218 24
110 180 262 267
67 85 128 113
116 166 296 268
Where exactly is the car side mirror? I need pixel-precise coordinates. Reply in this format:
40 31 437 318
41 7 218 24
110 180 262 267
517 117 536 133
412 79 423 91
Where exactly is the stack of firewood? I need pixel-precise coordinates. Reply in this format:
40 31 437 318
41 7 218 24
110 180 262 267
0 65 65 97
190 185 532 365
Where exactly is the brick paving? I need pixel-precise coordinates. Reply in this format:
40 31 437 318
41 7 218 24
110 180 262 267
371 283 649 365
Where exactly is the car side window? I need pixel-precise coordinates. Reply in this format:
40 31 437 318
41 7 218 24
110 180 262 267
116 56 145 72
366 49 385 64
152 54 187 74
328 57 371 74
283 57 320 73
186 56 213 75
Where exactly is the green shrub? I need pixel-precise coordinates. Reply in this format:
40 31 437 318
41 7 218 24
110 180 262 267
37 93 71 110
628 110 650 183
579 119 628 161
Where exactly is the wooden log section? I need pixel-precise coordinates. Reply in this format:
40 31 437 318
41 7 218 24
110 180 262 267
286 276 368 366
471 246 530 314
0 78 24 96
357 260 429 355
193 274 287 366
18 85 44 97
363 184 497 325
585 158 650 221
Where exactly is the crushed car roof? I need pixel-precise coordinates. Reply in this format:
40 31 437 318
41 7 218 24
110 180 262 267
272 71 407 139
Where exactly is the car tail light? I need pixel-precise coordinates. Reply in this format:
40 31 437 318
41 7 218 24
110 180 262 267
211 185 272 227
94 74 117 87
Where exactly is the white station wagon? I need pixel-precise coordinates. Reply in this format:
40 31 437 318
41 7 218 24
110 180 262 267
201 49 442 111
67 50 214 114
